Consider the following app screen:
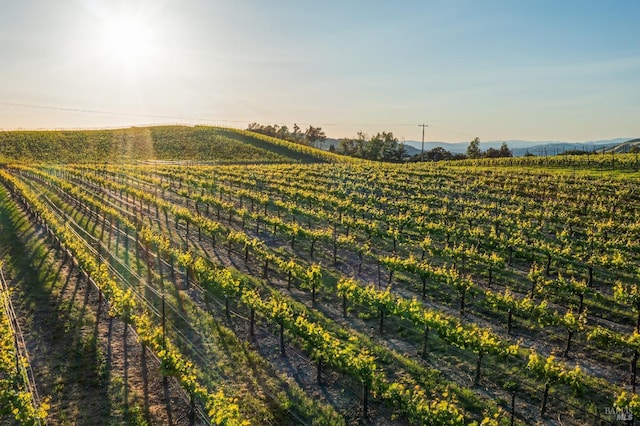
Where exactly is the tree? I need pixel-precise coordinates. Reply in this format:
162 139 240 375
276 125 289 140
483 147 502 158
395 143 408 162
379 132 403 162
338 138 357 156
336 131 407 162
500 142 512 157
355 131 367 157
481 144 512 158
426 147 454 161
305 125 326 147
364 132 385 160
292 123 302 142
467 137 481 159
247 122 305 145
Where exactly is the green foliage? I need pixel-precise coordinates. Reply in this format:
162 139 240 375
526 350 584 391
0 170 248 425
613 279 640 311
615 391 640 419
7 156 640 424
0 279 50 424
466 137 481 159
150 126 288 162
337 131 407 162
0 126 332 163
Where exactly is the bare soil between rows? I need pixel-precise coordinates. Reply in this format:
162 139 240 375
1 188 198 425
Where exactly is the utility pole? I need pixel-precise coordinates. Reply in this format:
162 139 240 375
418 124 428 161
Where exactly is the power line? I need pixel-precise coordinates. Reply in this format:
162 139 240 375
0 102 421 129
0 101 248 124
0 101 480 141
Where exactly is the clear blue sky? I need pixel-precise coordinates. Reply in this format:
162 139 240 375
1 0 639 142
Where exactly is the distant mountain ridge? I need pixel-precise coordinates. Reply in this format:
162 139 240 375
319 137 635 157
401 138 633 157
603 138 640 154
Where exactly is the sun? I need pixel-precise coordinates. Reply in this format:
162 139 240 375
98 15 156 69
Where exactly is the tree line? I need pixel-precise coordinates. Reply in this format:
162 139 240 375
336 131 407 162
247 123 513 163
465 137 513 159
246 123 327 147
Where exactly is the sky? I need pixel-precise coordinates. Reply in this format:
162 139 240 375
1 0 639 143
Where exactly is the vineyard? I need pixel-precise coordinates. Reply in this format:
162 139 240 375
1 134 640 424
0 126 345 164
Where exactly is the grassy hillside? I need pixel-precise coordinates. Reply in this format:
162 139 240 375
604 138 640 154
0 125 338 164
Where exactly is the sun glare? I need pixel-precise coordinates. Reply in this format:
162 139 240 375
99 15 156 69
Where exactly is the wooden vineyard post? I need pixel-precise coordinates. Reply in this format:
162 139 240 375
540 382 550 417
162 293 166 350
279 319 285 357
474 353 483 386
421 326 429 359
342 294 347 318
249 308 255 337
13 332 19 377
362 382 369 419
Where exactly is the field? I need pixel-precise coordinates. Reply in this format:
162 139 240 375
1 126 640 425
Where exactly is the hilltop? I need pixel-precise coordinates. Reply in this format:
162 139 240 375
0 125 339 164
603 138 640 153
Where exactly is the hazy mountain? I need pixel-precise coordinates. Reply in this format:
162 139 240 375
316 137 636 157
603 138 640 154
402 138 632 156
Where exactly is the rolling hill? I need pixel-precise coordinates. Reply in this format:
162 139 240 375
397 138 631 157
603 138 640 153
318 137 634 157
0 125 338 163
